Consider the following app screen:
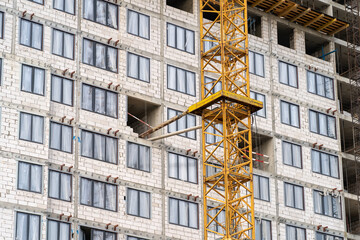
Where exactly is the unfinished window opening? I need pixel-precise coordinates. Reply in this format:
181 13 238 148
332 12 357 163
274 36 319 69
333 7 347 41
248 12 262 38
251 132 273 172
340 119 355 153
166 0 193 13
79 226 116 240
277 23 294 49
127 96 161 136
345 197 360 234
305 33 331 61
292 0 329 13
202 1 219 21
338 82 352 114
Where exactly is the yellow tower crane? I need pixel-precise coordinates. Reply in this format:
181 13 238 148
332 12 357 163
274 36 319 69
140 0 263 239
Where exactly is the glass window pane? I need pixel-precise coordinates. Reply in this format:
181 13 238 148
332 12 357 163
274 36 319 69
107 4 118 29
249 51 255 74
29 214 40 240
139 145 150 171
82 84 93 111
189 203 198 228
179 200 188 226
167 66 176 90
282 142 292 165
32 23 43 50
185 30 194 53
127 189 138 215
128 53 139 79
93 181 105 208
312 150 321 173
20 20 31 46
65 0 75 14
18 162 30 190
308 72 316 93
30 164 42 193
139 14 149 39
328 117 336 138
177 69 186 93
317 75 325 96
51 76 62 103
285 183 294 207
96 0 106 24
48 220 59 240
255 53 264 76
83 39 94 65
330 156 339 178
64 33 74 59
59 222 70 240
294 186 303 209
169 198 178 224
50 122 61 150
139 191 150 218
80 178 93 205
288 65 297 87
83 0 94 20
292 144 302 168
94 88 106 114
168 109 177 133
33 68 44 95
139 56 150 82
105 184 117 211
53 30 63 56
128 10 138 35
22 65 33 92
63 79 73 105
279 62 288 84
325 78 334 99
168 153 178 179
167 24 176 48
188 158 197 183
321 153 330 176
95 44 106 69
176 27 185 50
106 91 117 118
319 114 327 135
290 104 299 127
81 131 93 158
107 47 117 72
106 137 117 164
309 111 318 133
62 125 72 153
128 143 139 169
260 177 269 201
281 102 290 125
60 173 72 201
49 171 60 199
94 134 106 160
178 156 188 181
32 115 44 143
186 71 195 96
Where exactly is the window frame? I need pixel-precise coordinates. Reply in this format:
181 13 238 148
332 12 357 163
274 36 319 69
126 52 151 83
250 91 266 118
0 11 4 39
21 64 46 96
80 129 118 164
168 152 198 184
17 161 43 194
285 225 306 240
53 0 76 15
79 177 118 212
307 71 334 100
82 38 119 73
278 61 298 88
167 108 197 140
166 22 195 54
249 51 265 77
49 121 73 153
16 212 41 240
0 58 2 85
51 75 74 106
282 141 302 169
311 149 339 179
80 226 118 240
126 188 151 219
126 142 151 172
27 0 44 5
48 170 72 202
255 218 272 240
127 9 150 40
47 219 71 240
284 182 304 210
19 112 44 144
313 190 342 219
52 29 75 60
167 65 196 96
168 197 199 229
81 83 119 118
315 232 343 240
280 100 300 128
309 110 337 139
127 236 148 240
19 18 43 50
253 174 270 202
82 0 119 29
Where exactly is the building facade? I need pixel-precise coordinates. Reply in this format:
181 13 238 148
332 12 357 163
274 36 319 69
0 0 358 239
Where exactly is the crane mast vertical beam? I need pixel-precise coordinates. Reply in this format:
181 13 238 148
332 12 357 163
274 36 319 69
200 0 258 239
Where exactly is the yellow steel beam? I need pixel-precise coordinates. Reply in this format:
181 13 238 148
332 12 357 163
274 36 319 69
317 18 337 31
265 0 285 13
329 23 349 35
290 7 311 22
278 3 298 17
251 0 266 7
304 13 324 27
200 0 261 239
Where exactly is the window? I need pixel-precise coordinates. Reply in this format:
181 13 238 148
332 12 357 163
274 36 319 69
315 232 343 240
82 38 118 72
127 142 150 172
20 19 43 50
167 23 194 54
0 58 2 84
17 161 42 193
279 61 297 87
249 51 264 77
204 76 221 95
203 37 220 61
168 108 196 139
311 150 339 178
207 206 225 234
280 101 300 128
52 29 75 59
21 64 45 96
50 122 73 153
128 237 147 240
167 65 195 96
80 226 116 240
47 219 71 240
16 212 41 240
254 219 272 240
254 175 270 201
205 123 223 146
48 170 72 201
127 52 150 82
51 75 73 106
307 71 334 99
309 110 336 138
127 10 150 39
250 91 266 117
169 198 198 228
286 225 306 240
0 12 4 39
83 0 118 29
282 141 302 168
284 183 304 210
127 188 151 218
313 190 341 219
80 178 117 211
81 130 118 164
82 84 118 117
206 164 224 190
19 112 44 144
168 152 197 183
53 0 75 14
28 0 43 4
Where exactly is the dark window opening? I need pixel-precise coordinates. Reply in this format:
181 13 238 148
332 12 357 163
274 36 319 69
277 22 294 48
340 119 354 153
202 2 219 21
251 132 272 172
305 33 331 61
248 12 262 38
127 96 161 136
345 196 360 234
166 0 193 13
